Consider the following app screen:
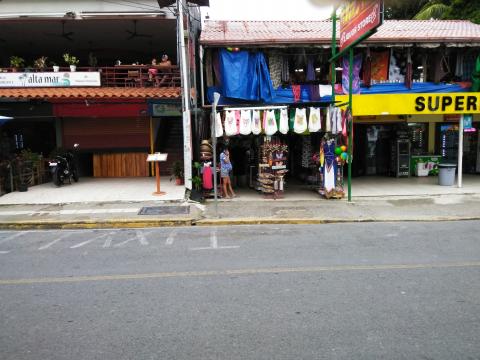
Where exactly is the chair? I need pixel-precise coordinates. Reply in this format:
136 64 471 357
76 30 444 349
124 70 142 87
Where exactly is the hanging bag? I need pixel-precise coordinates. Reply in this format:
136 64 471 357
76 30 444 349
251 110 262 135
265 110 278 136
308 107 321 132
279 108 289 134
294 108 307 134
239 109 252 135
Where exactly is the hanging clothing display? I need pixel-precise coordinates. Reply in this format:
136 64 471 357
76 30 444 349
342 54 362 94
371 50 389 81
292 85 301 102
455 53 464 78
405 48 413 89
239 109 252 135
294 108 307 134
319 85 333 98
279 108 289 135
215 111 224 137
265 110 278 136
224 110 238 136
322 139 336 192
268 50 283 89
281 56 290 83
252 110 262 135
308 107 321 133
363 48 372 88
301 137 312 168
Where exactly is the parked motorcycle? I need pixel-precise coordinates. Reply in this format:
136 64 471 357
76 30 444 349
49 144 79 186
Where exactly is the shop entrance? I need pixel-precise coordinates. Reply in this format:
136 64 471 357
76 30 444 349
216 132 327 199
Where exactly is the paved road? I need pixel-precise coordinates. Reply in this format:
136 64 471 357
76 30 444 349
0 222 479 360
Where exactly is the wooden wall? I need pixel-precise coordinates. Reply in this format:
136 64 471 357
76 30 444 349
93 152 148 177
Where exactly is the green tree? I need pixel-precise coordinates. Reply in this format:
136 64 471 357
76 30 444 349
413 1 450 20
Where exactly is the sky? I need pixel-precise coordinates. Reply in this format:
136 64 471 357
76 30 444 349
202 0 334 21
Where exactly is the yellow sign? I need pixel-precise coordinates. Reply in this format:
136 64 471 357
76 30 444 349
338 93 480 116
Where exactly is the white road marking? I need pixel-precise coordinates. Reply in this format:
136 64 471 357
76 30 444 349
0 250 10 254
0 231 29 245
103 237 112 248
38 233 73 250
70 232 113 249
165 230 177 246
190 229 239 251
114 230 149 247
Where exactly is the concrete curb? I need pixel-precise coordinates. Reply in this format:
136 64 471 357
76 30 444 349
0 218 194 230
2 216 479 230
194 216 480 226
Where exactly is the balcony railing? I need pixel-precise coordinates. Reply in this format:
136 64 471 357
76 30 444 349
0 65 181 88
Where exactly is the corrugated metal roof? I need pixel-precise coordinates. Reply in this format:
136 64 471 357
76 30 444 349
200 19 480 46
0 87 181 99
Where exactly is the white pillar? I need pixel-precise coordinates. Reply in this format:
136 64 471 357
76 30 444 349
458 115 464 188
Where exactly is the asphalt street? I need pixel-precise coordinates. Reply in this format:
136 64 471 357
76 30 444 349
0 221 479 360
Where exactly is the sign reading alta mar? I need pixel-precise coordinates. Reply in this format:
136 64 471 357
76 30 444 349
0 72 101 88
340 0 383 52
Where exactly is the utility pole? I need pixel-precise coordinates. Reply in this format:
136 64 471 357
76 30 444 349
177 0 192 190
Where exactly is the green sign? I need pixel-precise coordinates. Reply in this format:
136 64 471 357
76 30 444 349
152 103 181 117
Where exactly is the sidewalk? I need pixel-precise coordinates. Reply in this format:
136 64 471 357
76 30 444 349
0 192 479 229
0 175 479 229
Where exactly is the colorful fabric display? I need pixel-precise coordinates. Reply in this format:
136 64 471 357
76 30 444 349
294 108 307 134
224 110 237 136
265 110 278 136
239 109 252 135
252 110 262 135
279 108 289 134
215 111 223 137
308 107 321 132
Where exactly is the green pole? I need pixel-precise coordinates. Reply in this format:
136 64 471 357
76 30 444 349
331 7 337 104
347 47 353 202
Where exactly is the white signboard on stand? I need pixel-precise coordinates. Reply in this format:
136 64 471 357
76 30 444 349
0 72 101 88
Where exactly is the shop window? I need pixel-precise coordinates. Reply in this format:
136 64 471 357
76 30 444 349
408 123 427 155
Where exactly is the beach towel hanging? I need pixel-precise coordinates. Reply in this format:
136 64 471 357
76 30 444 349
239 109 252 135
279 108 289 134
294 108 307 134
265 110 278 136
224 110 237 136
251 110 262 135
308 107 321 132
215 111 223 137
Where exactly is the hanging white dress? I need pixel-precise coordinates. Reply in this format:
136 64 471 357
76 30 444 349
239 109 252 135
224 110 237 136
279 108 289 134
264 110 278 136
308 107 321 132
294 108 307 134
326 106 332 133
251 110 262 135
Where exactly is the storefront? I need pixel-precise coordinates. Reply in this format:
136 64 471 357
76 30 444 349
345 93 480 180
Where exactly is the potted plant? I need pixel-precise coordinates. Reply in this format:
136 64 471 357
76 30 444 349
9 56 25 72
50 61 60 72
170 160 184 185
63 53 79 72
34 56 48 71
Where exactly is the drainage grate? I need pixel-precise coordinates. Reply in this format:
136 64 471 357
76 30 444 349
138 206 190 215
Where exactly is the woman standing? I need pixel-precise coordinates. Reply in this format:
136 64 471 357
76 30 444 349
220 148 235 198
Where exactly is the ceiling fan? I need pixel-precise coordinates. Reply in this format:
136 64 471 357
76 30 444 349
126 20 152 40
45 20 74 41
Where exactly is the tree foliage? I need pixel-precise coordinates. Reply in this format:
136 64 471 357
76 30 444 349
384 0 480 24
